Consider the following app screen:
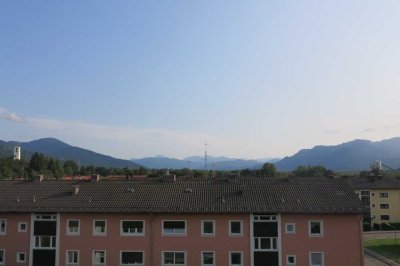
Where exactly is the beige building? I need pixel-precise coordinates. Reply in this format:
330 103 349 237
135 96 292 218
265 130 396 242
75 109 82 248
348 176 400 227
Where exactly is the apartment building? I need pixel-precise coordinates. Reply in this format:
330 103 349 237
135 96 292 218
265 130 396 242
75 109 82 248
348 176 400 227
0 176 365 266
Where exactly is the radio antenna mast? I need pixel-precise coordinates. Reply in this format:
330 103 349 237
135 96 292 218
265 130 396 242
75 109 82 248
204 134 208 178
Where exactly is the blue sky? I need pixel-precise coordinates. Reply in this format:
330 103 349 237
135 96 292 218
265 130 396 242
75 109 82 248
1 0 400 159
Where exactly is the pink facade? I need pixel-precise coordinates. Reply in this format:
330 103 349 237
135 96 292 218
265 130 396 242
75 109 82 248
0 212 365 266
0 213 31 266
281 214 364 266
59 213 250 266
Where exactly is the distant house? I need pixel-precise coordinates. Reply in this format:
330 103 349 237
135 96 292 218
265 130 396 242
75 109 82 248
0 176 365 266
347 175 400 228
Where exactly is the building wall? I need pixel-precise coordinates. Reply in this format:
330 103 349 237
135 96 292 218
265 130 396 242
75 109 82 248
355 188 400 224
281 214 363 266
0 213 31 265
59 213 251 266
0 212 364 266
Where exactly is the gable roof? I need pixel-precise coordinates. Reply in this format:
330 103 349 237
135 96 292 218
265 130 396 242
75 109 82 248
346 176 400 190
0 177 365 214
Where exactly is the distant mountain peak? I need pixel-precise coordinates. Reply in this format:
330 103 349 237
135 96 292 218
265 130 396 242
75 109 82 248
0 137 141 169
275 136 400 171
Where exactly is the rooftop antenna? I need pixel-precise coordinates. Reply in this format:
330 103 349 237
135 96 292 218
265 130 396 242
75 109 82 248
204 133 208 178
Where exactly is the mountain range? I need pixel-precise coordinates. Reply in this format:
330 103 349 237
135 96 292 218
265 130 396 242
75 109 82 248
0 138 141 168
131 155 270 170
1 137 400 171
275 137 400 171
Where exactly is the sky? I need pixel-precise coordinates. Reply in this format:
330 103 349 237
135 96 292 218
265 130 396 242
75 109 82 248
1 0 400 160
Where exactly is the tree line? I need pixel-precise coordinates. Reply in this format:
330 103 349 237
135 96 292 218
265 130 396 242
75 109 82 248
0 153 336 180
0 153 147 180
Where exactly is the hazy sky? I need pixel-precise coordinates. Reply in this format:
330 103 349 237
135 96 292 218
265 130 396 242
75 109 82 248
1 1 400 160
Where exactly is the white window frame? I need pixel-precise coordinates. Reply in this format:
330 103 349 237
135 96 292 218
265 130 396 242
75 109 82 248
162 220 187 236
379 192 389 198
380 204 390 209
229 220 243 236
201 251 215 266
285 223 296 234
201 220 215 237
18 222 28 233
287 255 296 265
254 237 278 251
308 220 323 237
253 215 277 221
92 250 106 266
0 249 5 265
120 220 145 236
309 252 324 266
17 252 26 263
67 219 80 236
120 250 144 266
66 250 79 265
162 251 186 266
0 220 6 235
229 251 243 266
93 220 107 236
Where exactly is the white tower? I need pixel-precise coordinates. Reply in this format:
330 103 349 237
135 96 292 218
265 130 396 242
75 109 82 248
13 146 21 160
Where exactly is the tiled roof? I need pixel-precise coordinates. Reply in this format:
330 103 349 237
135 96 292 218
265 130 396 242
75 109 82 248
346 176 400 189
0 177 365 214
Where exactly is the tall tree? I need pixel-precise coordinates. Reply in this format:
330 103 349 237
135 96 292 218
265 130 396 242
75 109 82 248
261 163 276 177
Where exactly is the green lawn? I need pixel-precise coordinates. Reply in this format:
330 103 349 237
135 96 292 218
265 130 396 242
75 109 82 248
365 238 400 263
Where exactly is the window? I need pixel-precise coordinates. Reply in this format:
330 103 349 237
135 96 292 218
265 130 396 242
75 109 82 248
162 251 185 265
67 220 80 235
379 192 389 198
121 251 144 266
201 220 215 236
361 191 370 196
66 250 79 265
163 221 186 235
0 220 6 235
17 252 26 263
202 251 214 266
380 204 390 209
285 223 296 234
309 221 323 236
254 237 278 251
229 221 242 236
18 222 27 233
287 255 296 265
253 215 277 221
372 204 376 208
381 215 390 221
93 220 107 236
121 221 144 236
0 250 4 265
35 214 57 220
310 252 324 266
92 251 106 265
229 252 243 266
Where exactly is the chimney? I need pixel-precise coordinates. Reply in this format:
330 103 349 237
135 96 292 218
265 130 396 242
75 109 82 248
33 175 44 183
73 185 80 195
91 174 100 182
163 174 176 182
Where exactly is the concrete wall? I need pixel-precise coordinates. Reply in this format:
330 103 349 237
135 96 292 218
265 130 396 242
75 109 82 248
355 188 400 224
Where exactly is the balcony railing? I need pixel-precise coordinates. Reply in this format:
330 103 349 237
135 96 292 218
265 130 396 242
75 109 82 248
34 236 56 249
